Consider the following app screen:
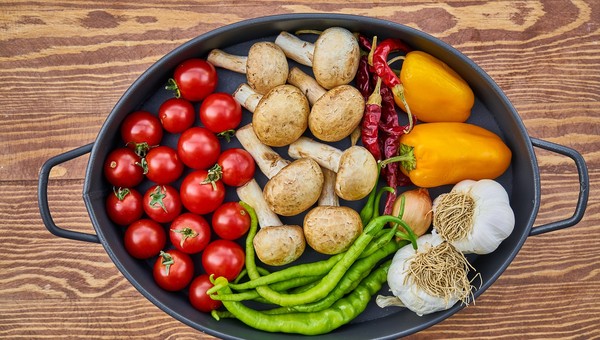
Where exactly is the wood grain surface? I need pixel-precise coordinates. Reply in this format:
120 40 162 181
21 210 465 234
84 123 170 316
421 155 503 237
1 0 598 339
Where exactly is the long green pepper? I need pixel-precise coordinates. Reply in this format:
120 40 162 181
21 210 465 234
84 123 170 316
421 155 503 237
211 260 392 335
251 214 404 306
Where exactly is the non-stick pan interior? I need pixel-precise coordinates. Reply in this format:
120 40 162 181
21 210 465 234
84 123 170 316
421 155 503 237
83 14 539 339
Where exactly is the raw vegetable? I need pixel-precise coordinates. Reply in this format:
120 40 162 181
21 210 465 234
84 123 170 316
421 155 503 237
103 148 144 188
287 67 365 142
179 170 226 215
189 274 223 313
237 124 323 216
169 213 211 254
288 137 378 201
210 261 391 335
166 58 217 101
144 145 184 184
142 185 182 223
120 110 163 156
105 187 143 226
236 179 306 266
389 122 512 188
153 249 194 291
123 219 166 259
399 51 475 123
303 206 363 255
158 98 196 134
177 127 221 170
211 202 251 240
207 42 288 95
432 179 515 254
202 239 245 281
390 188 433 237
215 148 256 187
274 27 360 89
199 92 242 138
233 83 309 147
379 233 474 316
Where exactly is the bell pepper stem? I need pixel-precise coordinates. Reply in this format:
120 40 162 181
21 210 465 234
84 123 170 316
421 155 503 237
378 143 415 172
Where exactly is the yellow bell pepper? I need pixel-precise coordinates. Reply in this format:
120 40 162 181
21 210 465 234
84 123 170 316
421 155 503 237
398 51 475 123
389 122 511 188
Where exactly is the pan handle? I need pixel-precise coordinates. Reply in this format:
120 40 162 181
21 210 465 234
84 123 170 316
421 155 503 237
38 144 100 243
529 138 589 236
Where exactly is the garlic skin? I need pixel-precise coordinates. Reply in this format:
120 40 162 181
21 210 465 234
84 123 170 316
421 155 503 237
432 179 515 254
387 233 460 316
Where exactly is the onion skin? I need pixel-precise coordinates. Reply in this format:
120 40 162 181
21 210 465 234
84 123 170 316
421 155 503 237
391 188 432 237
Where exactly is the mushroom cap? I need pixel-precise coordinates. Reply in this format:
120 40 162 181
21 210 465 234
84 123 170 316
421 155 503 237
263 158 324 216
303 206 363 255
309 85 365 142
252 84 309 147
246 42 289 95
312 27 361 89
253 225 306 266
335 146 378 201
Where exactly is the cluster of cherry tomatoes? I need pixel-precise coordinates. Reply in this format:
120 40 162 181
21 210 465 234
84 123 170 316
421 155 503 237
102 58 256 312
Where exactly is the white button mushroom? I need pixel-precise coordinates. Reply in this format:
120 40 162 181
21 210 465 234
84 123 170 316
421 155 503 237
207 42 288 95
233 83 309 147
287 67 365 142
236 124 323 216
236 179 305 266
275 27 360 89
288 137 378 201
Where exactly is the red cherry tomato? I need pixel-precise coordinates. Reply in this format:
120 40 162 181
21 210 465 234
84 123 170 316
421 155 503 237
103 148 144 188
106 187 143 226
177 127 221 170
145 145 184 185
169 59 217 102
188 274 222 313
120 111 163 155
169 213 211 254
153 249 194 291
211 202 251 240
179 170 225 215
158 98 196 134
124 219 166 259
202 239 245 281
199 92 242 134
143 185 182 223
216 148 256 187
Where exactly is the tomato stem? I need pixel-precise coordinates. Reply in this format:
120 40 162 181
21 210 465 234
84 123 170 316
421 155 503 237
113 187 130 201
171 227 199 248
165 78 181 98
203 164 223 191
149 186 168 212
159 250 174 275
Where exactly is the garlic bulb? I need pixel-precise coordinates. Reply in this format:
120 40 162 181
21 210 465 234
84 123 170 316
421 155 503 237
432 179 514 255
382 233 473 316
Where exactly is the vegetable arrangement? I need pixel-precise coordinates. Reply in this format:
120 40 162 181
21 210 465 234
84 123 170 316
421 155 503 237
102 26 516 336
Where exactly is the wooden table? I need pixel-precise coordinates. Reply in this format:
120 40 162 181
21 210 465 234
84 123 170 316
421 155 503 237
1 1 598 338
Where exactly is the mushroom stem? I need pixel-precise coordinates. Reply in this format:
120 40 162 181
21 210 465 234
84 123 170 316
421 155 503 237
287 67 326 105
235 124 290 179
236 179 281 228
233 83 262 112
274 31 314 66
318 168 339 207
288 136 342 172
206 49 247 73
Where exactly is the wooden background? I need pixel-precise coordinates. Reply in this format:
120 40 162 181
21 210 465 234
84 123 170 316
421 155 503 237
1 0 598 338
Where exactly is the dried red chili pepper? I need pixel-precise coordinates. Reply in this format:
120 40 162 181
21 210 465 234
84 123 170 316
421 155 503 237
361 77 383 161
356 55 373 100
358 34 372 51
371 38 414 133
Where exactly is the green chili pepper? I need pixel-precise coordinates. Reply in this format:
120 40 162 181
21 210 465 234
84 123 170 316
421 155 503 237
211 260 392 335
211 275 323 302
250 215 403 307
266 239 408 314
